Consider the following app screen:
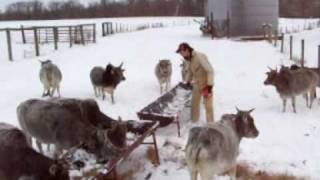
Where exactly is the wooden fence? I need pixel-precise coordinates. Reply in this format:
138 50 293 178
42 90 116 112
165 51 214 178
0 23 96 61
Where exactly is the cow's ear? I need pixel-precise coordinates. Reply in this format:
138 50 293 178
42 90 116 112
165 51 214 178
49 164 58 175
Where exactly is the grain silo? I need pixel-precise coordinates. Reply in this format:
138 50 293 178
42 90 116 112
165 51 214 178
205 0 279 37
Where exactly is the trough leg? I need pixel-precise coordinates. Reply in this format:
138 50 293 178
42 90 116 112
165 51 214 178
176 116 181 137
111 169 118 180
152 132 160 166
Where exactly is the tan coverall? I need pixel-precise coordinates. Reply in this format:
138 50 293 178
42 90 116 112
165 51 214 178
186 50 215 123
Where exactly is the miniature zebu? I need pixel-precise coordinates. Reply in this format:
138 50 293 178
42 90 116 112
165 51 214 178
264 66 319 113
0 122 70 180
155 59 172 94
17 98 127 161
185 108 259 180
90 63 126 103
39 60 62 97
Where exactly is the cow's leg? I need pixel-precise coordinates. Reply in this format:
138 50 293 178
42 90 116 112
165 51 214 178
190 170 198 180
304 93 309 107
160 83 163 94
42 86 49 97
36 140 44 154
54 145 63 159
111 93 115 104
282 98 287 112
57 85 61 98
47 144 51 152
93 86 98 97
50 87 55 97
226 166 237 180
102 88 106 100
25 133 33 148
199 167 213 180
291 96 296 113
310 88 316 109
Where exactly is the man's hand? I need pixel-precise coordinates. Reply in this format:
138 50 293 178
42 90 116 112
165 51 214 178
179 82 192 90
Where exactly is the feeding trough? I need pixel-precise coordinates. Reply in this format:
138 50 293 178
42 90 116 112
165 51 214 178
137 83 192 137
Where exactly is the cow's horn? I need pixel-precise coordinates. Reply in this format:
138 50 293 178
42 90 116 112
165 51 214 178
267 66 273 71
119 62 123 68
248 108 255 113
235 106 240 112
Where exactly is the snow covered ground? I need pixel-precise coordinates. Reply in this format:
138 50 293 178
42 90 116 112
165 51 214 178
0 17 319 179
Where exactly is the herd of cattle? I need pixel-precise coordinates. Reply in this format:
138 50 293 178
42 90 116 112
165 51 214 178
0 56 319 180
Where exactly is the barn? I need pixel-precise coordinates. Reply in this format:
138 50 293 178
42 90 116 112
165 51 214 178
204 0 279 37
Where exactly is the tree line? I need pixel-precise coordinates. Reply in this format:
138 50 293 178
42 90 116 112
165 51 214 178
0 0 319 21
0 0 204 20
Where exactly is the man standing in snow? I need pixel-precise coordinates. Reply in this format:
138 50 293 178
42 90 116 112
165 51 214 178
176 42 215 123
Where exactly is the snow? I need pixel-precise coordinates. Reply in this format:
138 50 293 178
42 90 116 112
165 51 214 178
0 17 320 179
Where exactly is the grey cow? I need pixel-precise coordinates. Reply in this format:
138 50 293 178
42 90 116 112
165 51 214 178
185 108 259 180
264 66 319 113
180 60 190 82
90 63 126 103
39 60 62 97
17 98 125 161
155 59 172 94
0 122 70 180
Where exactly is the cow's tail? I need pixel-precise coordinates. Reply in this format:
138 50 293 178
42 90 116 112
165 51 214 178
187 142 202 166
194 146 202 164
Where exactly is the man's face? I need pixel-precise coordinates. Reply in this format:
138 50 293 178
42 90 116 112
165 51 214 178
179 49 191 60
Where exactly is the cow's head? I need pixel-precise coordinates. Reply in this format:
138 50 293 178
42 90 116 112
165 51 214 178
39 59 52 67
107 117 127 148
264 67 278 85
158 60 172 76
48 160 70 180
106 63 126 81
235 107 259 139
85 128 124 161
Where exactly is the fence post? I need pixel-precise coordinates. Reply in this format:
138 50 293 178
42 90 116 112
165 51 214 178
111 23 113 34
290 35 293 60
33 27 40 56
281 33 284 53
318 45 320 69
21 25 26 44
6 29 13 61
301 39 305 67
93 24 96 43
274 30 278 47
80 25 85 45
53 27 58 50
210 12 214 39
69 26 73 48
102 23 105 37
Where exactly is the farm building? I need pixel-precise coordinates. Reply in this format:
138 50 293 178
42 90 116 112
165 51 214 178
204 0 279 37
